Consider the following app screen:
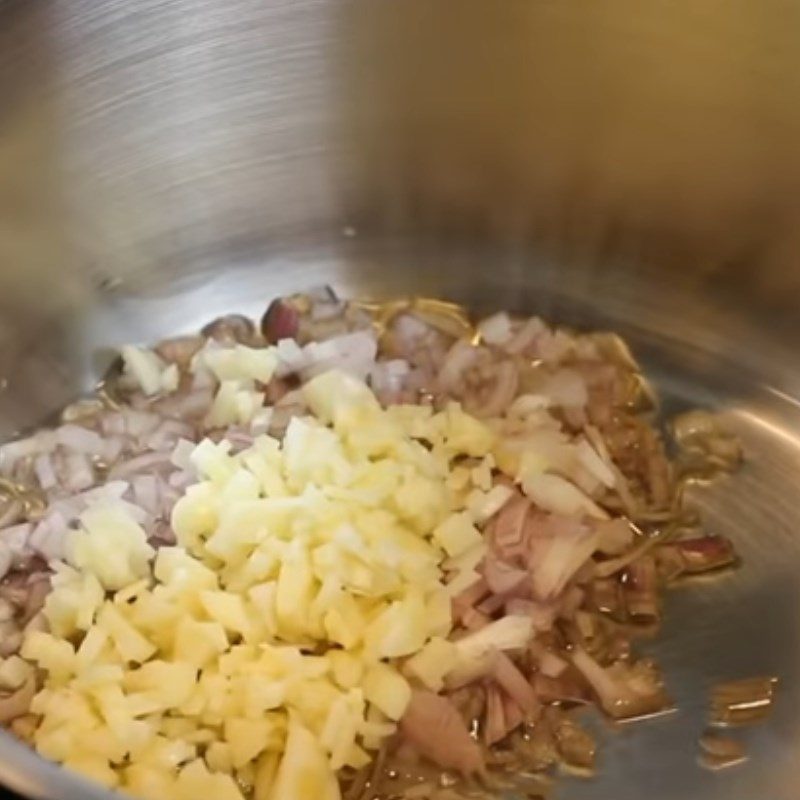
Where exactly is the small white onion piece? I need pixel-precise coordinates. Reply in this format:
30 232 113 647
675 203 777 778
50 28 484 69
478 312 513 345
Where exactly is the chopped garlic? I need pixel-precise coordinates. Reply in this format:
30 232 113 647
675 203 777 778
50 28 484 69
433 512 483 558
68 503 155 592
193 343 278 385
362 663 411 720
403 637 458 691
24 370 507 800
121 346 173 397
205 381 265 428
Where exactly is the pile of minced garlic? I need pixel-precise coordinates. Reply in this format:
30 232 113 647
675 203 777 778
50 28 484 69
17 370 511 800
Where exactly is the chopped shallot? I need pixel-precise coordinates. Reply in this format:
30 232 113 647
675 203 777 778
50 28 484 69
572 647 670 720
528 516 598 600
491 650 540 716
478 312 513 345
399 690 484 775
0 290 746 800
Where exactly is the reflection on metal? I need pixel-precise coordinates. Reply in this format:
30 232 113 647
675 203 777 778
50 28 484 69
732 409 800 453
698 732 748 771
710 676 779 728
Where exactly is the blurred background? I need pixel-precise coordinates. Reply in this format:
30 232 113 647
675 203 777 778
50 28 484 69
2 0 800 433
2 1 800 324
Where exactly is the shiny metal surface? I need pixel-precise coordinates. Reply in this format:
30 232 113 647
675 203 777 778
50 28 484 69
1 1 800 798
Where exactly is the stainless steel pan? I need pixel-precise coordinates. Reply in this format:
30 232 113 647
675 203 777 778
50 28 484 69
1 2 800 798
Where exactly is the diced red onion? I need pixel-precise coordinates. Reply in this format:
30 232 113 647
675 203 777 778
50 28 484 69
131 475 160 516
594 518 634 556
393 313 430 342
0 524 33 569
560 585 585 617
21 578 50 626
667 535 736 574
154 335 204 368
451 577 489 623
438 340 480 392
170 439 196 471
454 616 533 664
168 470 194 491
100 412 127 437
529 600 559 632
594 536 658 579
0 546 11 580
529 640 569 678
477 593 510 616
481 555 529 596
153 388 215 420
274 338 308 376
503 318 546 355
468 360 519 419
462 607 492 631
301 331 378 381
122 410 163 439
490 495 530 561
44 482 129 524
62 453 95 493
502 692 525 734
528 516 599 601
369 359 411 399
108 452 175 480
0 432 57 472
145 420 196 452
33 455 58 492
56 425 105 456
308 286 346 321
261 298 300 344
571 646 668 719
483 684 508 745
492 650 540 715
541 369 588 409
29 513 69 561
478 312 513 345
101 436 126 465
537 330 575 364
504 598 536 616
507 394 551 419
624 556 660 620
399 690 485 775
